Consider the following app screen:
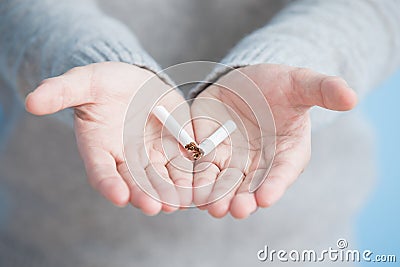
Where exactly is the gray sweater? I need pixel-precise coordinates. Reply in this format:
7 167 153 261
1 0 399 123
0 1 399 266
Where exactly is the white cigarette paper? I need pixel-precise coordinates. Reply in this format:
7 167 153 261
152 106 195 147
198 120 237 156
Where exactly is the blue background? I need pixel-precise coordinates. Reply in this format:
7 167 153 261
356 69 400 265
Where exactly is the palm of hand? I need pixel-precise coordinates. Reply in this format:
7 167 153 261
191 64 357 218
26 62 192 215
26 63 356 218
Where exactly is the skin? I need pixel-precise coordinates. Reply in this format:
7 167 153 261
25 62 194 216
25 62 357 218
191 64 357 219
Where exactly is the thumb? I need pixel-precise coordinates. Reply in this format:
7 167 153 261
290 68 358 111
25 65 95 115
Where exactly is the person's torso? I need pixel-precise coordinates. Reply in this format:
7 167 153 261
96 0 291 67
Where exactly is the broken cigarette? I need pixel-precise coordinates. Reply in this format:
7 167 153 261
152 106 237 160
198 120 237 157
152 105 195 148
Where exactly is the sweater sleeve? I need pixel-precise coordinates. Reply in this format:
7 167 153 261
0 0 164 98
189 0 400 129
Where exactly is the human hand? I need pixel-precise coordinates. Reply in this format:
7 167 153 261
25 62 193 215
191 64 357 218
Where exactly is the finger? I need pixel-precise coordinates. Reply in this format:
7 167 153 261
230 170 262 219
255 154 307 208
290 68 358 111
118 162 163 216
192 162 220 209
207 168 244 218
25 65 95 115
145 163 180 213
165 156 193 208
153 99 194 209
82 147 129 207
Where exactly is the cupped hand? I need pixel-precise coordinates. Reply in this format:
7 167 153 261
25 62 193 215
25 62 357 219
191 64 357 219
